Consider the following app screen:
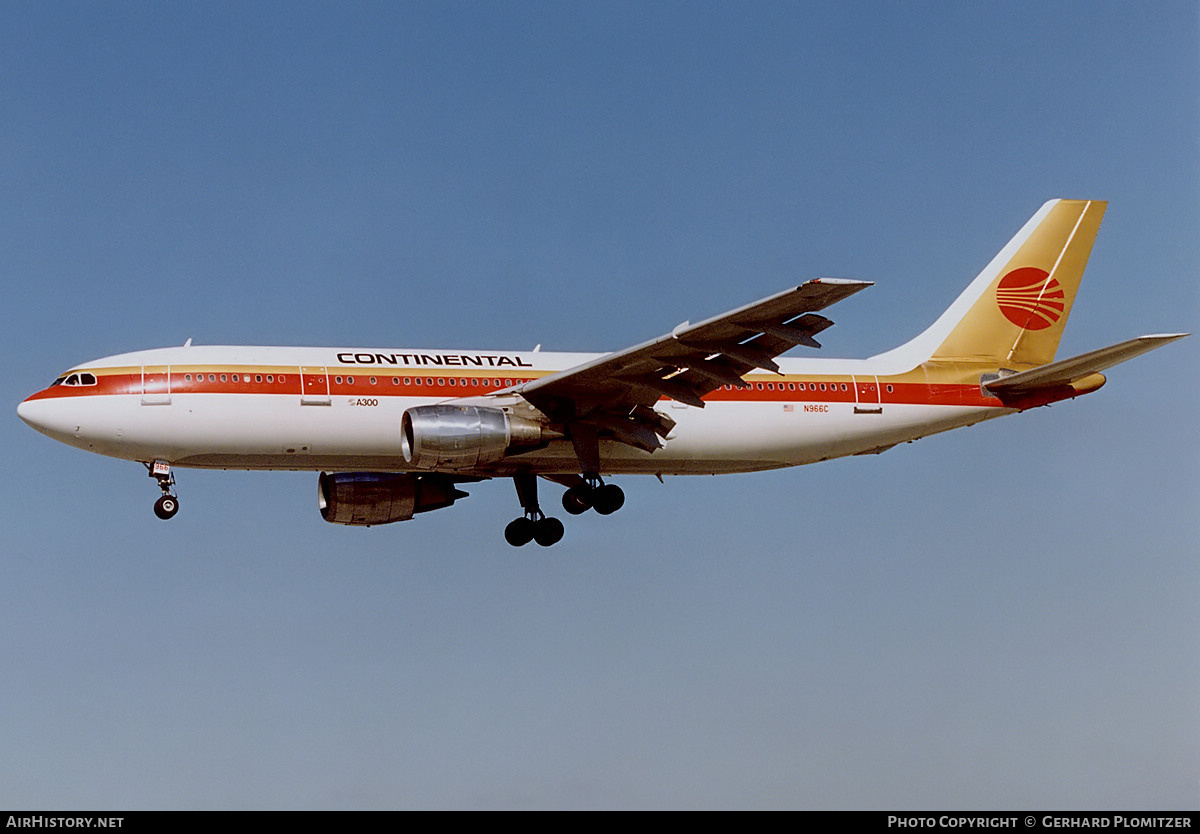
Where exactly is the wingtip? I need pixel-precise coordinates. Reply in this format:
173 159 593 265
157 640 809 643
810 277 874 287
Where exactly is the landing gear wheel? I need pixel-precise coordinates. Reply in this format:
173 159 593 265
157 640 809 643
146 461 180 521
505 516 536 547
508 474 567 547
562 485 592 515
591 483 625 515
533 516 565 547
154 494 179 520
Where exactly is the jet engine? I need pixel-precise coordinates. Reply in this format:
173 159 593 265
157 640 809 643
400 404 547 469
318 471 468 526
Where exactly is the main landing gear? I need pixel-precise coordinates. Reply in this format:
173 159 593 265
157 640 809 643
561 477 625 516
504 473 626 547
145 461 179 520
505 473 564 547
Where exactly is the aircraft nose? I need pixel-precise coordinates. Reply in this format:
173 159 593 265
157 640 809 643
17 396 39 428
17 395 76 439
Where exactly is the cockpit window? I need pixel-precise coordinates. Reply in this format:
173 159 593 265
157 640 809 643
54 372 98 387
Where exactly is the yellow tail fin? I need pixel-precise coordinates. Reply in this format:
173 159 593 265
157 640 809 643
929 199 1107 366
875 200 1109 370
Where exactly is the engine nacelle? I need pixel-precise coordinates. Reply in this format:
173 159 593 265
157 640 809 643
400 404 545 469
318 471 467 526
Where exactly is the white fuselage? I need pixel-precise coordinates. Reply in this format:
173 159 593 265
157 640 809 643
18 344 1008 477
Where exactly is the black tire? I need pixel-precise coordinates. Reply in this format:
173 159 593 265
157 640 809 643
154 495 179 520
561 485 592 515
592 483 625 515
504 517 535 547
533 516 565 547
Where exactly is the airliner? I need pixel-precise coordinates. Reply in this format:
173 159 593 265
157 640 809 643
18 200 1186 546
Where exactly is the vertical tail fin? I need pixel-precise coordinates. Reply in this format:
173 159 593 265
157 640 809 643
878 200 1107 368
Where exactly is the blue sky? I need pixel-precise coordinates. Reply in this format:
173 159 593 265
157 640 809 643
2 1 1197 809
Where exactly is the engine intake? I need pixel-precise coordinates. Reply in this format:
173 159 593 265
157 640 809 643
318 471 467 526
400 404 545 469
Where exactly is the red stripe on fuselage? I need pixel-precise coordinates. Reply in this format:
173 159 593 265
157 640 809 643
25 366 1006 409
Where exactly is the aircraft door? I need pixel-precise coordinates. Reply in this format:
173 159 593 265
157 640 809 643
300 366 331 405
141 366 172 405
853 375 883 415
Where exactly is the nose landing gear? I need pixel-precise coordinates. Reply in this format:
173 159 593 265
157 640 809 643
145 461 179 520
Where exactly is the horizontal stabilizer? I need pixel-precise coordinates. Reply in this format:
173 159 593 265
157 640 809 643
984 333 1188 394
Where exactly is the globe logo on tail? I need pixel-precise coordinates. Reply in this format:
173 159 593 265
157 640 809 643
996 267 1064 330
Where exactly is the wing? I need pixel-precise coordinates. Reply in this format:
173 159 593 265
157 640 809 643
512 278 872 467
